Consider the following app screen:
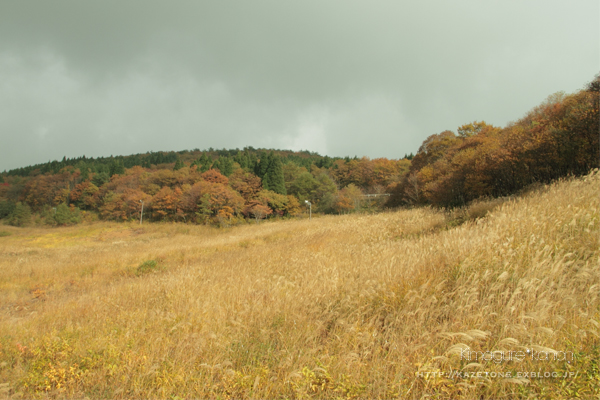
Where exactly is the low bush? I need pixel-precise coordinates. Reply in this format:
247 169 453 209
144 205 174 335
136 259 162 276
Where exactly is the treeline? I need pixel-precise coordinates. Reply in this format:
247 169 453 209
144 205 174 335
0 149 410 226
2 147 341 178
386 76 599 208
1 76 597 227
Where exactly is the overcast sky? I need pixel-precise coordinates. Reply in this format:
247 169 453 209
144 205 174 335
1 1 598 171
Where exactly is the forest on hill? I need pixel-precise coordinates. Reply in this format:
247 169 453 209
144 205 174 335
0 76 597 227
0 148 411 226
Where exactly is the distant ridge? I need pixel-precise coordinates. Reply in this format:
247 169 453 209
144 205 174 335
2 147 390 177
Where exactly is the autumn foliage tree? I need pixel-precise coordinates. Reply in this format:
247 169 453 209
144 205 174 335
229 169 262 200
386 76 599 208
151 187 181 221
245 204 272 222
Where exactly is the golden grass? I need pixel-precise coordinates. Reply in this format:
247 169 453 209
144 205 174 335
0 171 598 399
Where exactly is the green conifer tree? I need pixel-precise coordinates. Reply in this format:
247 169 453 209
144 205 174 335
255 151 271 180
173 156 184 171
263 153 286 195
109 160 125 176
234 151 248 169
199 154 212 172
79 166 89 181
92 171 110 187
220 156 234 176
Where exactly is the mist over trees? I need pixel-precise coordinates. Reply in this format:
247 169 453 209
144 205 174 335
1 76 598 226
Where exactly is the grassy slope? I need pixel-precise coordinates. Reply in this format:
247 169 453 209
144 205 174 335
0 171 598 399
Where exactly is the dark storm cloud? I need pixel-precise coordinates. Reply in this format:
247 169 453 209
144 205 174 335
0 1 598 171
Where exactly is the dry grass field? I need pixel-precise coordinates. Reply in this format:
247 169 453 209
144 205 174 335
0 171 598 399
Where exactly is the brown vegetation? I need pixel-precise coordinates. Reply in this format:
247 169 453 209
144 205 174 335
0 171 598 399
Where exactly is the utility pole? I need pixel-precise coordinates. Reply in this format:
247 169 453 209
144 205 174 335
140 200 144 225
305 200 311 220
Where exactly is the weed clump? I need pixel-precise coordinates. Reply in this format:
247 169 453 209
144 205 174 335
136 259 162 276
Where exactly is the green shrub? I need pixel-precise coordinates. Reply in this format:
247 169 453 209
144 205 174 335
53 203 82 226
0 200 16 219
7 202 32 227
136 259 162 276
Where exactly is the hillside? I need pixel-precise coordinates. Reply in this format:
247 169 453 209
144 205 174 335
0 170 598 399
0 148 410 226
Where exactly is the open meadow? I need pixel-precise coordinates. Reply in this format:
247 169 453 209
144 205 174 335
0 171 598 399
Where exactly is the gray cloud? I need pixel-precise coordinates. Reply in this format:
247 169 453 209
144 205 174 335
1 1 598 170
